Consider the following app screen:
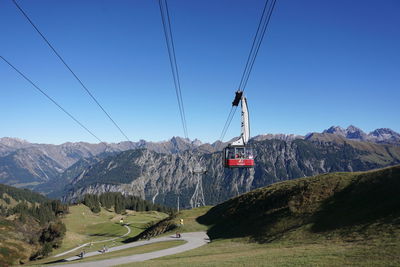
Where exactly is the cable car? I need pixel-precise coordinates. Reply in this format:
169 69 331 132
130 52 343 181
224 91 255 168
224 146 254 168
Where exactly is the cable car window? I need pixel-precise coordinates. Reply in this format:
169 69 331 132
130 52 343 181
235 147 245 158
246 148 254 159
229 149 235 159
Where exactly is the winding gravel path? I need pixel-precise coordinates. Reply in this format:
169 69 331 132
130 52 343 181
51 231 209 267
53 225 131 258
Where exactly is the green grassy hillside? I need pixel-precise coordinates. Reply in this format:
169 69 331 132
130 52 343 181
117 166 399 266
29 205 169 265
198 165 400 243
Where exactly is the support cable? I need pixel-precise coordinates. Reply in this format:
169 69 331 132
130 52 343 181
158 0 189 139
237 0 271 92
1 56 105 144
219 0 276 142
241 0 276 91
219 106 236 142
12 0 131 142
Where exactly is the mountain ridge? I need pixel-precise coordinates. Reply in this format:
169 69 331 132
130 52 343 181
2 125 398 152
60 138 400 207
1 125 399 203
321 125 400 145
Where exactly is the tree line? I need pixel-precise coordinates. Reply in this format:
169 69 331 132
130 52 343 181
0 199 68 225
81 192 175 214
0 183 69 262
0 199 69 259
0 183 48 203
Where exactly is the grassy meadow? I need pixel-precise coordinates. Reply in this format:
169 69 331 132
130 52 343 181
116 236 399 267
117 166 400 266
28 204 168 265
28 166 400 266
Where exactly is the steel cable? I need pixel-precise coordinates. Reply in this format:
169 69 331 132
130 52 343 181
12 0 131 142
158 0 189 139
219 0 276 142
1 56 105 145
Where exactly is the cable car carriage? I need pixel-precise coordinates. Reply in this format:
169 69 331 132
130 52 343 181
224 90 255 168
224 145 254 168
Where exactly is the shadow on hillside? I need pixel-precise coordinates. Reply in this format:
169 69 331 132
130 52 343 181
196 188 306 242
197 166 400 243
88 233 118 237
311 167 400 233
43 259 67 264
122 215 177 243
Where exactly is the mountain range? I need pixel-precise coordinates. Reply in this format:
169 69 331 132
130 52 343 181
321 125 400 145
0 136 206 187
0 126 399 207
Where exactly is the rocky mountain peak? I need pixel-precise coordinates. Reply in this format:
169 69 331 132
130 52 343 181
323 126 346 136
170 136 188 144
370 128 398 136
0 137 30 148
345 125 367 140
191 139 202 146
60 137 400 207
252 133 303 142
321 126 399 145
369 128 400 143
137 139 147 145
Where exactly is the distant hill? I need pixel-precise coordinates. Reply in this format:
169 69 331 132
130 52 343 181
198 165 400 243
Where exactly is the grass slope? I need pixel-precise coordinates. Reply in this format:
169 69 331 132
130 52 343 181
29 205 168 265
29 167 400 266
117 166 400 266
0 184 68 265
124 206 211 242
117 238 399 267
0 217 41 265
198 165 400 242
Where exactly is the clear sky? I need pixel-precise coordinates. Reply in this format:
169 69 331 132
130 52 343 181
1 0 399 144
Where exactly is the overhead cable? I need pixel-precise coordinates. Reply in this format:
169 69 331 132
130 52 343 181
219 0 276 142
1 56 105 144
219 106 236 142
158 0 189 139
12 0 131 142
239 0 276 91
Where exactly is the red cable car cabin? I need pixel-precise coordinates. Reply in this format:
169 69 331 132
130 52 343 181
224 146 254 168
223 91 255 168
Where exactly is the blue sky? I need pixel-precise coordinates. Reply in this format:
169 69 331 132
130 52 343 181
1 0 399 144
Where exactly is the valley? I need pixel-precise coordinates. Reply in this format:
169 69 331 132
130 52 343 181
2 0 399 265
17 165 400 266
28 205 172 265
1 126 400 208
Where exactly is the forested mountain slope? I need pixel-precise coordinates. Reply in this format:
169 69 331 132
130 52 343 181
0 184 68 266
61 138 400 207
